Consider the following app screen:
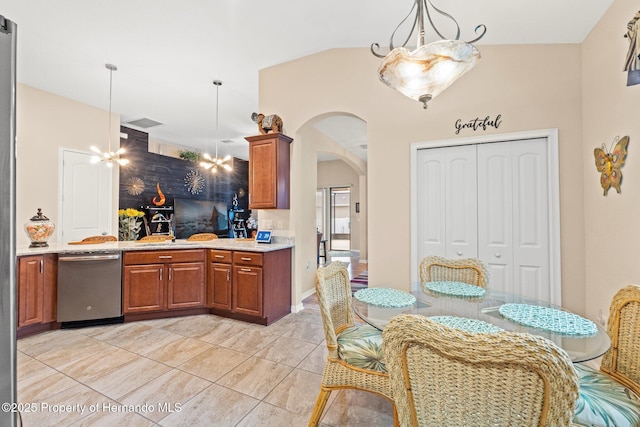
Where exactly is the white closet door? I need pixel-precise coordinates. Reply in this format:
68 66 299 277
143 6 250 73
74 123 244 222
417 145 477 260
511 138 550 301
477 138 549 298
477 142 514 293
445 145 477 259
416 148 447 257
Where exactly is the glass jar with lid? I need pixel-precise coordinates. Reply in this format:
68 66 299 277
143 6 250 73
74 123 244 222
24 208 55 247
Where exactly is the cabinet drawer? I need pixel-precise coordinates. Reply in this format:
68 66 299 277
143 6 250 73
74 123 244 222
210 250 232 263
124 249 205 265
233 251 263 266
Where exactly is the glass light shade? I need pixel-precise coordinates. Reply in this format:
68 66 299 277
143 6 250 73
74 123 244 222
378 40 481 108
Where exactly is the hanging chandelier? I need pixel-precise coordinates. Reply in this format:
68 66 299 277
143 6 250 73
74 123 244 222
90 63 129 166
371 0 486 109
200 80 232 173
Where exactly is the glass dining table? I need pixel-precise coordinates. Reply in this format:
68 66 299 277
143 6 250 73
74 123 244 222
351 281 611 363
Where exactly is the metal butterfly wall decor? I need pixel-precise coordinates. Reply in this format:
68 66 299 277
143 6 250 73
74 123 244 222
594 135 630 196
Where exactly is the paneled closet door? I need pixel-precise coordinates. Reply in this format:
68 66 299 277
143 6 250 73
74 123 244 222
477 138 550 300
416 145 477 260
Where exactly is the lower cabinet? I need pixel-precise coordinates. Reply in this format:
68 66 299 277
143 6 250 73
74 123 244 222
208 248 291 325
17 254 57 328
123 250 205 314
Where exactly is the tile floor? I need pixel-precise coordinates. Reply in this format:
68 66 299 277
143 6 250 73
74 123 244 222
17 253 392 426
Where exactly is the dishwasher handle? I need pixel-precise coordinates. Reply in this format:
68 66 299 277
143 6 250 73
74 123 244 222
59 254 120 262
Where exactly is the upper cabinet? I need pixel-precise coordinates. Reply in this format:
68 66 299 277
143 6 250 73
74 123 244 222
245 133 292 209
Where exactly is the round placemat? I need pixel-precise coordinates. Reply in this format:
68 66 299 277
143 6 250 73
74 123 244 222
353 288 416 308
424 281 486 298
499 303 598 336
430 316 503 333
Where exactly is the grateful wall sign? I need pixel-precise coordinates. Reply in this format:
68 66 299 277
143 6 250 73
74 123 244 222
454 114 502 135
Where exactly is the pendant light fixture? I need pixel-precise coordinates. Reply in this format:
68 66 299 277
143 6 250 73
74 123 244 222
371 0 486 109
90 63 129 166
200 80 232 173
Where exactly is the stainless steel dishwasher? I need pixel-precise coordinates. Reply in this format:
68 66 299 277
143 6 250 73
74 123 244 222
57 252 123 326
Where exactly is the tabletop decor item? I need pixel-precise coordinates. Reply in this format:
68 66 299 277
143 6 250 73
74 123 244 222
354 287 416 308
118 208 145 241
151 183 166 206
430 316 503 333
24 208 55 247
499 303 598 336
624 11 640 86
424 280 486 298
594 135 629 196
251 112 283 134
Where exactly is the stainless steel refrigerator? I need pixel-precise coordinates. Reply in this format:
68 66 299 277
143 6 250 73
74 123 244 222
0 14 18 427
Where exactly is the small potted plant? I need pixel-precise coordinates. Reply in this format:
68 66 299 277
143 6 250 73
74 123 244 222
179 149 201 163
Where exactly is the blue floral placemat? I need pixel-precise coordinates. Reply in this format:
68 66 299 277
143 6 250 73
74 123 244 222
431 316 503 333
353 288 416 308
498 303 598 336
424 281 486 298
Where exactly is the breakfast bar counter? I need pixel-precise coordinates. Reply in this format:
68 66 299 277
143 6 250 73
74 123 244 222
16 236 294 256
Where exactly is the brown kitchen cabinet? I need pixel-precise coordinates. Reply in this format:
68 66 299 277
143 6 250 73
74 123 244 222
17 254 57 328
208 250 232 310
208 248 291 325
123 249 205 314
245 133 292 209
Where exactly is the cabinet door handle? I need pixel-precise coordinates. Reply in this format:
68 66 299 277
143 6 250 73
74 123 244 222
40 259 44 273
226 270 231 282
169 267 173 281
214 255 225 259
160 269 163 281
241 257 252 261
158 255 173 259
240 268 252 272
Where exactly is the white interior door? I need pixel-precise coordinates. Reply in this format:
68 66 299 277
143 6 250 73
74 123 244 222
511 139 550 301
477 139 550 299
60 149 112 243
416 135 557 303
445 145 477 259
417 145 477 259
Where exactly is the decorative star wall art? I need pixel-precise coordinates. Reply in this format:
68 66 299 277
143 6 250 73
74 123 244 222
184 170 205 195
126 177 145 196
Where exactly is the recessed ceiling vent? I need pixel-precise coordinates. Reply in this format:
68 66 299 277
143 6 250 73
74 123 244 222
221 139 234 144
126 118 163 128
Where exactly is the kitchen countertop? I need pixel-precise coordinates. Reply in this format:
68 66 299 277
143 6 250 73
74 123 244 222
17 236 294 256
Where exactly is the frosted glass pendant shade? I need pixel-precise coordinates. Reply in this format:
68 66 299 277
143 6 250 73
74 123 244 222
378 40 481 108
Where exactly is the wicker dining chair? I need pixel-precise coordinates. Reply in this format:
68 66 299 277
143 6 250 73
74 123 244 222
419 255 489 287
309 261 397 426
383 314 579 427
573 285 640 427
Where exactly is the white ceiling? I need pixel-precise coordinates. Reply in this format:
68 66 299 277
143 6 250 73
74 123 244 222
0 0 613 161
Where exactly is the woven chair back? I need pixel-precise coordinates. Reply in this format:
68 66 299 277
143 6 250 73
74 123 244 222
419 255 489 288
315 262 355 356
383 314 578 427
601 285 640 396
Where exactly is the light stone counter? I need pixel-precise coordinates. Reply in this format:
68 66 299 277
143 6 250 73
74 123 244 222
17 236 294 256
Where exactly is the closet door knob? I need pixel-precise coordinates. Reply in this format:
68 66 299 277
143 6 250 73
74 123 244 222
495 253 501 258
456 251 463 256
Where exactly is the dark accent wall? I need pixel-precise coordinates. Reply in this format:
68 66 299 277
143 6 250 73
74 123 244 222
118 126 249 217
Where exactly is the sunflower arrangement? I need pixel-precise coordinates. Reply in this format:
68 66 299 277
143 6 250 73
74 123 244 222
118 208 145 240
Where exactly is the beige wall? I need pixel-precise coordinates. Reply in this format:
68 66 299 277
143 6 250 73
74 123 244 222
16 84 119 247
582 0 640 324
260 44 587 313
